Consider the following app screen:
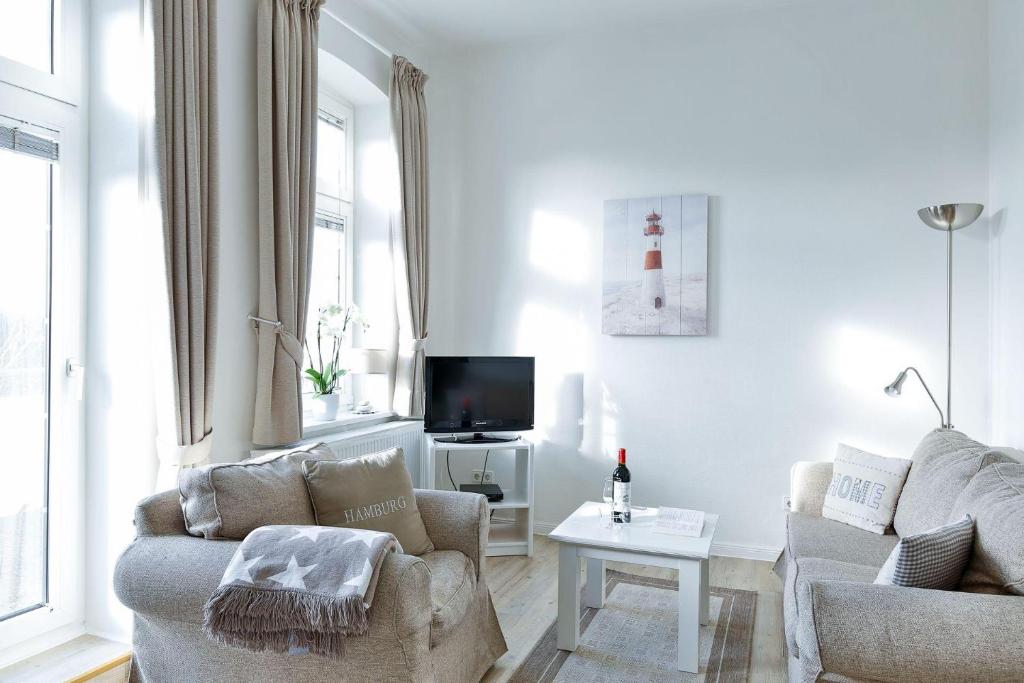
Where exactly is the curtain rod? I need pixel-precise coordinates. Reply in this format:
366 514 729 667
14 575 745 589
321 7 394 59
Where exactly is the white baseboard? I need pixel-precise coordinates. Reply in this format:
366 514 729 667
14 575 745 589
709 541 782 562
531 521 781 563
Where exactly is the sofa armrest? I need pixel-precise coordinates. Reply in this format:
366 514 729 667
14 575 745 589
415 489 488 579
799 581 1024 683
134 489 187 536
789 461 832 516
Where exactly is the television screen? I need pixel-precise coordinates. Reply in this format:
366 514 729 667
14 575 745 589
424 357 534 434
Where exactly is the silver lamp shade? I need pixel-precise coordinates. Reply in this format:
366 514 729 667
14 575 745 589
884 370 908 397
917 203 984 232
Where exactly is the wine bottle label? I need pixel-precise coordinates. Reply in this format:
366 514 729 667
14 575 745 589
613 482 631 513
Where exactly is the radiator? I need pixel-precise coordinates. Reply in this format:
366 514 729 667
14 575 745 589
309 419 424 483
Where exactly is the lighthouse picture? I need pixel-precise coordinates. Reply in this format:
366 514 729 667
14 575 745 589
641 210 667 309
602 194 708 336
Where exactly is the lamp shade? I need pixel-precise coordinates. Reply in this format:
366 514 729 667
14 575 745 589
346 348 390 375
884 369 908 397
917 203 983 232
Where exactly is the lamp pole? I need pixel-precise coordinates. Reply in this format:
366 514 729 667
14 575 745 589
916 203 983 430
946 226 952 428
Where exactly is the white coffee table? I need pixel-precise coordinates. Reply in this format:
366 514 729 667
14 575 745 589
548 501 719 673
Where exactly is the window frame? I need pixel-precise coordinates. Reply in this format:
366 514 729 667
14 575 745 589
303 91 358 432
0 87 86 666
0 0 83 107
0 0 86 663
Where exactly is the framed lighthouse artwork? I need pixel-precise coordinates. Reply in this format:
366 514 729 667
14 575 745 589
602 194 708 336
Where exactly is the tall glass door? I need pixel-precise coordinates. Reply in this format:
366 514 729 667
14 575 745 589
0 137 53 621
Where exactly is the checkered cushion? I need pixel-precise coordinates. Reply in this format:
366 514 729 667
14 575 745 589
874 515 974 590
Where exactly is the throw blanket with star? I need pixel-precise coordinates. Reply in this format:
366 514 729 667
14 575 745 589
203 525 401 657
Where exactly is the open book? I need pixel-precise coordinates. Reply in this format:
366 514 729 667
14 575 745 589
653 507 705 537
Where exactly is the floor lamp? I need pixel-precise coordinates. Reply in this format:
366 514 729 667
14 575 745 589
884 203 983 429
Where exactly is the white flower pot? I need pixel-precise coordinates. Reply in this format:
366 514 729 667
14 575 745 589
310 393 340 421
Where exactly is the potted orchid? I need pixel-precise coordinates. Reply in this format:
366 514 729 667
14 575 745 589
304 303 369 420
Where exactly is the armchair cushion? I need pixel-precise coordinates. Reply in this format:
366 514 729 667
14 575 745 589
178 443 335 539
303 448 434 555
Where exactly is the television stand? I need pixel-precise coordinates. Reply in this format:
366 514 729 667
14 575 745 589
433 432 519 444
422 436 534 557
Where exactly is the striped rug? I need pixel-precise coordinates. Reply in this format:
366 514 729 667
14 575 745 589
511 570 756 682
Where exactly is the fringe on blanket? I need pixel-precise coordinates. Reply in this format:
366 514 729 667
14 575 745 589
204 586 370 658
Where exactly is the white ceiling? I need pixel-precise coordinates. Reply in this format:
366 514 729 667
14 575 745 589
342 0 805 47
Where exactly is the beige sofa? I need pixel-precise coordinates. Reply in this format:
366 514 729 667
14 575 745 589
778 429 1024 683
115 488 507 682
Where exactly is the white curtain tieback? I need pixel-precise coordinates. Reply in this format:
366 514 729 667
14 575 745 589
399 336 428 353
157 431 213 467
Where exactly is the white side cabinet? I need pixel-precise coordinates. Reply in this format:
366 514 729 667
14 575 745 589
422 437 534 557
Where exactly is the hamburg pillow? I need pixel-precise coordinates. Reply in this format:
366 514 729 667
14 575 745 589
302 448 434 556
948 462 1024 594
821 444 911 534
179 443 335 539
874 515 974 589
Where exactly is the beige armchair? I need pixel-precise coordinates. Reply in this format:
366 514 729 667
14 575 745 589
115 488 507 682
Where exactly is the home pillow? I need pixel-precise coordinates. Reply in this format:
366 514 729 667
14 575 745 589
874 515 974 590
821 444 911 534
948 462 1024 595
893 428 1013 537
302 448 434 555
179 443 335 540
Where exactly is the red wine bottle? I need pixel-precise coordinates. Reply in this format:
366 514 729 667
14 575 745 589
612 448 631 523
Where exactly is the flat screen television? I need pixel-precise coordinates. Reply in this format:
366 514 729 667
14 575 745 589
424 356 534 442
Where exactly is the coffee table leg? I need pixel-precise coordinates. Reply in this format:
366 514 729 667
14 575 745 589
700 558 709 626
677 559 701 673
583 557 605 609
557 543 580 651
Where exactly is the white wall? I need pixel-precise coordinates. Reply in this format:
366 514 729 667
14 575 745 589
86 0 160 641
427 0 992 551
209 0 260 464
988 0 1024 447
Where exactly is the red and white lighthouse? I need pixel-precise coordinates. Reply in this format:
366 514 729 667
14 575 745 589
641 210 666 309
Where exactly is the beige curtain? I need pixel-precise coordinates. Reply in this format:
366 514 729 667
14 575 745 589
152 0 219 481
252 0 324 445
390 56 430 418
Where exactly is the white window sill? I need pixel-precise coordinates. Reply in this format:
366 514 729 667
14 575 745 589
302 410 398 439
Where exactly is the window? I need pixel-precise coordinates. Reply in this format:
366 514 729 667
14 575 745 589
0 128 54 622
0 3 84 659
304 95 355 419
0 1 54 74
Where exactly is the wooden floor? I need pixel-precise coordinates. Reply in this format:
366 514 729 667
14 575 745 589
482 534 786 682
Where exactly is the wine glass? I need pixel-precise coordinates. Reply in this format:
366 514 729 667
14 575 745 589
602 477 614 528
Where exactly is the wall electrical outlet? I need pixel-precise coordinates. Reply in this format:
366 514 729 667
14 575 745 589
471 470 496 484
